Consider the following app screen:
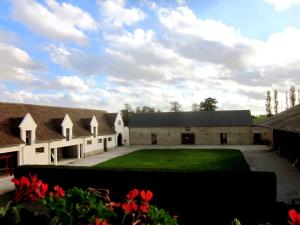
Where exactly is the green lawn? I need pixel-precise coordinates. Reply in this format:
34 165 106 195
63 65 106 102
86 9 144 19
94 149 250 172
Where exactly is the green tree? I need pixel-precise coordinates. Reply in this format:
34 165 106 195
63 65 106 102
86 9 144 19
290 85 296 107
191 103 199 111
273 89 278 115
266 90 272 117
170 101 181 112
199 97 218 111
121 103 133 126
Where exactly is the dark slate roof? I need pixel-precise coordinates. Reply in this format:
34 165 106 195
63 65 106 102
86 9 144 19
129 110 252 127
0 102 115 147
105 113 117 127
260 104 300 132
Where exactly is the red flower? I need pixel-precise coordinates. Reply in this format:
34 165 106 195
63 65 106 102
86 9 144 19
140 202 150 213
11 174 49 202
53 185 65 198
141 190 153 202
122 189 140 214
289 209 300 225
88 217 110 225
126 189 139 200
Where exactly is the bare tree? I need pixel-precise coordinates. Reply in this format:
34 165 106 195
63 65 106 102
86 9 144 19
191 103 199 111
273 90 278 115
286 91 289 110
170 101 181 112
290 85 296 107
266 90 272 117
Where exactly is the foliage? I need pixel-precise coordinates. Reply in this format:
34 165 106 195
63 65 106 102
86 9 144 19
136 106 156 113
120 104 134 126
169 101 181 112
0 175 178 225
251 115 268 125
265 90 272 117
290 85 296 108
273 90 278 115
191 103 199 111
199 97 218 111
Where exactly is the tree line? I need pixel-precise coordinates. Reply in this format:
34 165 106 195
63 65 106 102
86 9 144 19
266 85 300 117
121 97 218 125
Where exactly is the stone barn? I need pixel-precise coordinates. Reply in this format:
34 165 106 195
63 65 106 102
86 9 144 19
129 110 253 145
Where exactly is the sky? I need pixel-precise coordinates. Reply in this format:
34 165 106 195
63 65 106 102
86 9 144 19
1 0 300 115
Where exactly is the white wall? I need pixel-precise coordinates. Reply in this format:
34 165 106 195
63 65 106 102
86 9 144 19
114 112 129 145
22 143 49 165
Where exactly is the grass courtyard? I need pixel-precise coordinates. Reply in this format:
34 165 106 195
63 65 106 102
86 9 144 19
94 149 250 172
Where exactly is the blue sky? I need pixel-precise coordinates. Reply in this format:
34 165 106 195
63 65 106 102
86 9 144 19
1 0 300 114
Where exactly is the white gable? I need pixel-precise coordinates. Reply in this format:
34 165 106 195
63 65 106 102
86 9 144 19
90 115 98 127
61 114 73 128
61 114 73 139
90 115 98 136
114 112 124 133
19 113 37 144
19 113 37 130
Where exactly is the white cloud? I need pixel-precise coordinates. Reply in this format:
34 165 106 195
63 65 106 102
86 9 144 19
0 29 19 44
0 43 40 82
97 0 145 27
264 0 300 11
12 0 97 45
56 76 89 93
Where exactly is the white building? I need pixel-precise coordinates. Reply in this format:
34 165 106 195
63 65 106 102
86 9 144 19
0 102 128 173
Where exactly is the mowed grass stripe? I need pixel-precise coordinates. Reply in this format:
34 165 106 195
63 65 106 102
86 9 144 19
94 149 250 172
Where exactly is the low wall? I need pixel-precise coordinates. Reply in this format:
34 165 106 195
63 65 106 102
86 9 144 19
14 166 277 225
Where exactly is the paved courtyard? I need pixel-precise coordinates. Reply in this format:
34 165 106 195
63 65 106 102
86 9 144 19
1 145 300 204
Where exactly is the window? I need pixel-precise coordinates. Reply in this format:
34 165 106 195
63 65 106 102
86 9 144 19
118 120 121 125
98 139 102 143
185 126 190 131
87 140 92 145
93 127 97 138
35 147 44 153
25 130 32 145
66 128 70 141
108 137 112 141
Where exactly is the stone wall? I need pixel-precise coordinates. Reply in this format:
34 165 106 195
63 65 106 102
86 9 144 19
130 126 252 145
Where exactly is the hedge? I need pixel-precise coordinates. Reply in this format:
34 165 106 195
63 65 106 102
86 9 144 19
14 166 277 225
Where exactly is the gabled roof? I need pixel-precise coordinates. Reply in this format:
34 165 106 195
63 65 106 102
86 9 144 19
0 102 115 147
260 104 300 133
129 110 252 128
105 113 118 127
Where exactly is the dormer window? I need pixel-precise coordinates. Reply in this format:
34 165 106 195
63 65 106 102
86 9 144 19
19 113 37 145
93 126 96 138
61 114 73 141
66 128 70 141
118 120 121 125
25 130 32 145
90 115 98 138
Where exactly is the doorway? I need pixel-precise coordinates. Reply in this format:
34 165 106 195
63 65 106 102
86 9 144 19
220 133 227 144
151 134 157 145
181 133 195 144
117 133 123 146
104 138 107 152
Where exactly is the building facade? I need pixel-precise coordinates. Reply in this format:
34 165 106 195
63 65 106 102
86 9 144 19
129 110 253 145
0 102 128 173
